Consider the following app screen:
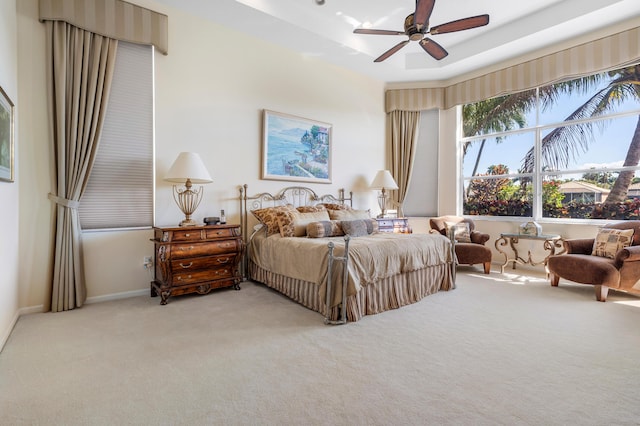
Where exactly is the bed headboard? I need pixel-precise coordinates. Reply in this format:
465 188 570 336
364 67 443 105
238 184 352 239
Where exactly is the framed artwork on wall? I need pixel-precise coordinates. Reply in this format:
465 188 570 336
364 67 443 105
0 85 15 183
262 109 332 184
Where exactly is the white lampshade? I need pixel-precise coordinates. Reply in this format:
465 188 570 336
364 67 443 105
370 170 398 190
165 152 212 184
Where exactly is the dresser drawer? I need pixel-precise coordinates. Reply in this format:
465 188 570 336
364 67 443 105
171 239 241 259
205 227 238 239
170 229 204 242
173 266 234 285
170 254 236 272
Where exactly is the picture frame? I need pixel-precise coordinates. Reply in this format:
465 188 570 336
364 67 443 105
0 86 14 183
262 109 332 184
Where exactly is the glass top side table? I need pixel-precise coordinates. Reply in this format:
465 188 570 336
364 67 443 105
495 233 565 274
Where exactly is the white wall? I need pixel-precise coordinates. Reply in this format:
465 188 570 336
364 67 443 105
0 0 19 350
14 0 387 312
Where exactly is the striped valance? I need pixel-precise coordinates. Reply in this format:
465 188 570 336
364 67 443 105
39 0 168 55
386 26 640 112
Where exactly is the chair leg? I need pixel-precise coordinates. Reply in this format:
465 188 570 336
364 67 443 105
483 261 491 274
550 273 559 287
594 285 608 302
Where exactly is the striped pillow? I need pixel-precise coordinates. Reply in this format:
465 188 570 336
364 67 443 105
340 219 378 237
306 220 344 238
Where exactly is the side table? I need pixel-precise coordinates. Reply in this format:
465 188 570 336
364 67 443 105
151 224 244 305
376 217 412 234
495 233 565 274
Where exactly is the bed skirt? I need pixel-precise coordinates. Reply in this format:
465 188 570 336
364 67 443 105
248 260 454 322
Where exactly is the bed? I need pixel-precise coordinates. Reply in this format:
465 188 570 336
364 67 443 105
239 184 455 323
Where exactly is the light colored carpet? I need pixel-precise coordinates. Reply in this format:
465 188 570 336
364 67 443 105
2 269 640 426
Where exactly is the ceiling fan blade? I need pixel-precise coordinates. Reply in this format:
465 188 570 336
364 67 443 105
374 40 410 62
414 0 436 30
430 14 490 35
420 37 448 60
353 28 406 36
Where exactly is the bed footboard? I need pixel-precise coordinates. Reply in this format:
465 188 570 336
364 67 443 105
325 236 351 325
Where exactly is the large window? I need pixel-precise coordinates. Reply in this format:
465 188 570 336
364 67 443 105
461 63 640 220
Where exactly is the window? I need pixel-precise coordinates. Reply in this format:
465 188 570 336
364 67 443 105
79 42 154 230
460 63 640 221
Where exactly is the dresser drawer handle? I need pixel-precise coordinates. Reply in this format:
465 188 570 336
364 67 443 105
214 269 229 275
176 275 192 281
185 233 191 237
216 257 230 264
179 262 193 268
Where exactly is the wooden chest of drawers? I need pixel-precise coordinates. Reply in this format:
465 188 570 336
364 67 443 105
376 218 412 234
151 224 244 305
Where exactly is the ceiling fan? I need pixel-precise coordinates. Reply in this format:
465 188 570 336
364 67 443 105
353 0 489 62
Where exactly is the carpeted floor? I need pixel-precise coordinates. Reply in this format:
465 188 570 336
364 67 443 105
1 269 640 425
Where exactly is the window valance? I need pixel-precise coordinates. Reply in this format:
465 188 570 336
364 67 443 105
39 0 168 55
386 26 640 112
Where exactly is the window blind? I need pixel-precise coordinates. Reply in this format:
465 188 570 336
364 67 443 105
79 41 153 230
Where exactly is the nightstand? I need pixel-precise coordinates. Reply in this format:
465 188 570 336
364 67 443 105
376 217 412 234
151 224 244 305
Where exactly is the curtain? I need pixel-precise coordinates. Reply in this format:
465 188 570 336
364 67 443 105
44 21 118 312
388 110 420 216
386 26 640 112
39 0 168 55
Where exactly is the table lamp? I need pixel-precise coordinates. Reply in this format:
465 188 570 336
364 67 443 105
164 152 213 227
370 170 398 218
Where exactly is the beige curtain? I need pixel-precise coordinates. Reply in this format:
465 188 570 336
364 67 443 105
388 110 420 216
44 21 118 312
386 26 640 112
39 0 168 55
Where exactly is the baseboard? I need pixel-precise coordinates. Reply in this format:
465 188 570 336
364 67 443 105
85 288 148 304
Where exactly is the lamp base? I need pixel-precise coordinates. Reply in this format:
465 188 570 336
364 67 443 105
179 218 198 227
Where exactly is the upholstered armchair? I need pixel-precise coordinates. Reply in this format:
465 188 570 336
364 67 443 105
430 215 492 274
547 221 640 302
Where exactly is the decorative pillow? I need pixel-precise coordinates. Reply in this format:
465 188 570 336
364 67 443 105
251 205 296 236
328 209 370 220
320 203 351 211
306 220 344 238
592 228 634 258
292 210 330 237
296 205 326 213
449 222 472 243
276 210 297 238
341 219 378 237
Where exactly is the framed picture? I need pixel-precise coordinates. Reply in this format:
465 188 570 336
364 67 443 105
0 86 15 183
262 110 332 184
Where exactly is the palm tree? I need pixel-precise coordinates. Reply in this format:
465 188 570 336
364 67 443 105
521 64 640 204
462 93 530 177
